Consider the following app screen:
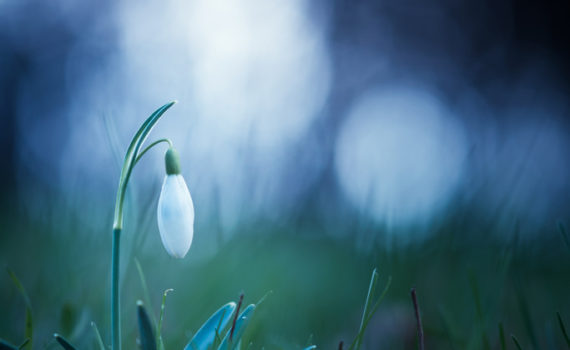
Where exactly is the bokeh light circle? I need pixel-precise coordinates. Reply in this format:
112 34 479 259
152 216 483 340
335 86 468 231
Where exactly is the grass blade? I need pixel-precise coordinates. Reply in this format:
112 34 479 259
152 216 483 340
511 334 523 350
157 289 173 350
91 322 106 350
6 269 32 350
357 269 378 349
348 269 378 350
255 291 273 308
557 312 570 348
54 334 77 350
411 288 425 350
359 276 392 341
348 274 391 350
137 301 157 350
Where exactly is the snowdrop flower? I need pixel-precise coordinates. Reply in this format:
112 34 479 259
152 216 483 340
157 147 195 258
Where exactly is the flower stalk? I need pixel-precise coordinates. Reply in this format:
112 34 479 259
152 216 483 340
110 101 177 350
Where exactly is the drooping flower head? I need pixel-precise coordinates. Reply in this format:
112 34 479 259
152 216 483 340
157 147 194 258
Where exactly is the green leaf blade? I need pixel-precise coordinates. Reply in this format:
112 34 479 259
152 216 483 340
157 289 174 350
138 301 157 350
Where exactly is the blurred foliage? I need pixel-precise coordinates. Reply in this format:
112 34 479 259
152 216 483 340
0 197 569 349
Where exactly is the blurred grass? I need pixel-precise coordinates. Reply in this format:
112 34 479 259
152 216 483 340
0 197 569 349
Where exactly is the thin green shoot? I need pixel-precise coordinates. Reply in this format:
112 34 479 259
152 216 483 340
352 268 378 350
91 322 106 350
157 289 174 350
361 276 392 333
348 272 392 350
255 290 273 308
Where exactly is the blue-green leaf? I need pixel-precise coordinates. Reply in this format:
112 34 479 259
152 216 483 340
303 346 317 350
184 302 236 350
218 304 256 350
137 301 157 350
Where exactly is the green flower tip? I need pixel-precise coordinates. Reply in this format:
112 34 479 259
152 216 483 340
165 147 181 175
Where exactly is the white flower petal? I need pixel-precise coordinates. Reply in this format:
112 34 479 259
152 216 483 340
157 174 195 258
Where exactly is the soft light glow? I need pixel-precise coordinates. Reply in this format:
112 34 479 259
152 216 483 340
51 0 332 236
335 86 468 231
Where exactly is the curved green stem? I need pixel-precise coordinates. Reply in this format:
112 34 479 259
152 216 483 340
111 101 176 350
135 138 173 164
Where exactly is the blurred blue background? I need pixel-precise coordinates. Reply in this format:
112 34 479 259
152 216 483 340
1 0 569 349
